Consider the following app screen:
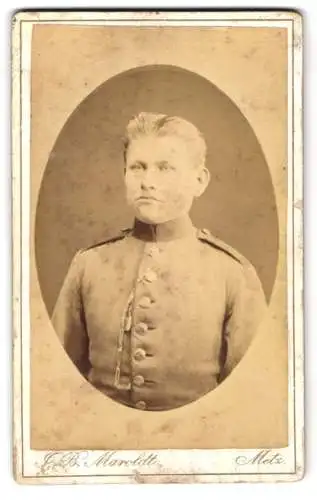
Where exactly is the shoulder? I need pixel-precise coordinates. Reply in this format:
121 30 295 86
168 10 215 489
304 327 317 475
197 228 264 293
197 228 247 266
68 228 132 274
78 228 132 255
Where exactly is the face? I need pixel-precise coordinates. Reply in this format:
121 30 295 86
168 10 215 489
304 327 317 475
124 134 209 224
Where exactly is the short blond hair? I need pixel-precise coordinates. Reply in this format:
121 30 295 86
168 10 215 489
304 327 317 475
123 112 207 168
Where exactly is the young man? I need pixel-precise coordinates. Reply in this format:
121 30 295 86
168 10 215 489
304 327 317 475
52 112 267 411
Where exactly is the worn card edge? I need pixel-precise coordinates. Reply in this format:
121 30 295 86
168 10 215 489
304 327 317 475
11 10 304 484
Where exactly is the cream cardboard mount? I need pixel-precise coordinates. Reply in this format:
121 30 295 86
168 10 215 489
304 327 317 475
12 10 304 484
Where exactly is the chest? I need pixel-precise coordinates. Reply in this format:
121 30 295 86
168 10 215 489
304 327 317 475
81 239 228 346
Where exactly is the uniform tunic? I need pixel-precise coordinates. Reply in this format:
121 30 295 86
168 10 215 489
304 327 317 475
52 216 267 411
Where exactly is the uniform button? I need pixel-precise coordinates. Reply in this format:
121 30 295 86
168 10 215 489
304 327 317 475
135 400 147 410
138 296 153 309
134 322 148 335
145 246 160 258
134 348 146 361
133 374 145 387
143 269 157 283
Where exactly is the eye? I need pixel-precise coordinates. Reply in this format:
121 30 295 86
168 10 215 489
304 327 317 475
158 161 175 172
129 162 145 171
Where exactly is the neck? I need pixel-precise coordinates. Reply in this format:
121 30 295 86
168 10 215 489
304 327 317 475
132 215 195 242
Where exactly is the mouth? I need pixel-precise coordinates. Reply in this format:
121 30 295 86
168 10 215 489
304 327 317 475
137 196 161 202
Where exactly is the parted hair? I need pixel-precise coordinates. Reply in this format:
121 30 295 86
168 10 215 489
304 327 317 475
123 112 207 168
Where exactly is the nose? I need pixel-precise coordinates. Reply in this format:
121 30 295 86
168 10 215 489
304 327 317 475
140 168 156 190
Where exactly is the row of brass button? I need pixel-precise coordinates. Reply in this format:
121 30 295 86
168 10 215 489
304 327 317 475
133 251 159 411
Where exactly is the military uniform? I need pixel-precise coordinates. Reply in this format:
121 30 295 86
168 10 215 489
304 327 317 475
52 216 266 411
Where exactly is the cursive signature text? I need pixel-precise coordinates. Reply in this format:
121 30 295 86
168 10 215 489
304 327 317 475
235 449 285 466
37 451 160 475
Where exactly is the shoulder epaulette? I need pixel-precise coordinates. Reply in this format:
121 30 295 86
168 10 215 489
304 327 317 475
82 228 132 252
197 228 246 265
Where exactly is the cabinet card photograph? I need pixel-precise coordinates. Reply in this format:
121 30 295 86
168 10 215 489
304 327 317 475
12 10 304 483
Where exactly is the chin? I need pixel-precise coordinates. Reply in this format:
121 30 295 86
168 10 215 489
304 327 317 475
137 215 165 225
135 209 168 225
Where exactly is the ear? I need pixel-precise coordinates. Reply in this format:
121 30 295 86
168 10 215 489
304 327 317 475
194 167 210 197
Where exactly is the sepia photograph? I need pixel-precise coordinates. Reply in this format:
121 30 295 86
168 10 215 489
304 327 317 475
49 105 268 411
12 10 303 483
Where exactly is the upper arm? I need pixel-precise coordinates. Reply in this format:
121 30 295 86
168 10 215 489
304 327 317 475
51 250 91 376
222 261 267 378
